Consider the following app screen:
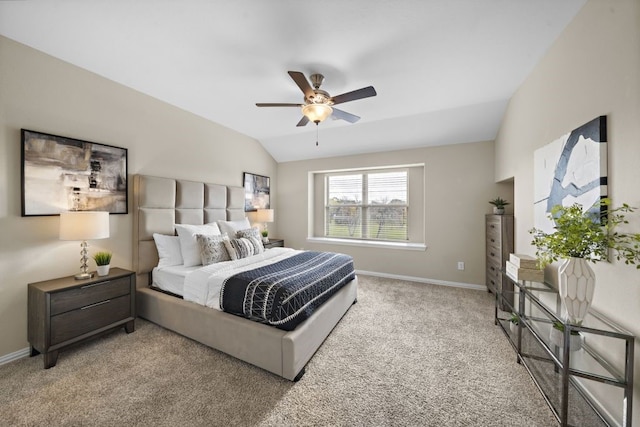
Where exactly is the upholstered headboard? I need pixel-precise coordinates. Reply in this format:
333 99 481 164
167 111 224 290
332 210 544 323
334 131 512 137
133 174 245 287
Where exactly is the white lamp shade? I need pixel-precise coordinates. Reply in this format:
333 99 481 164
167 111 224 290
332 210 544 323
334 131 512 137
59 211 110 241
302 104 333 123
256 208 274 223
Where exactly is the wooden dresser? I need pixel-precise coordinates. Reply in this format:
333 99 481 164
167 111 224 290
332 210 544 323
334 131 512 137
28 267 136 368
485 215 514 310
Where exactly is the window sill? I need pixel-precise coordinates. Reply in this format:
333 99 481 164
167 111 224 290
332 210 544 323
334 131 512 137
306 237 427 251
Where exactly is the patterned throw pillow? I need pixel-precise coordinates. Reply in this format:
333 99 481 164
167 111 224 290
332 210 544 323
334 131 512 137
196 234 231 265
224 237 255 260
236 227 264 254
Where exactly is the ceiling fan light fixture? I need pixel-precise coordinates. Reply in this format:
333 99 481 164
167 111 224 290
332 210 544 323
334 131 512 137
302 103 333 123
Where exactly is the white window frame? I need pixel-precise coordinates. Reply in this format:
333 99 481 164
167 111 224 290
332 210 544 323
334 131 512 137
307 164 426 251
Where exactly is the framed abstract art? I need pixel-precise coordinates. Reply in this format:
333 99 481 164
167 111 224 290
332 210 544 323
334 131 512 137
21 129 128 216
533 116 607 233
243 172 270 212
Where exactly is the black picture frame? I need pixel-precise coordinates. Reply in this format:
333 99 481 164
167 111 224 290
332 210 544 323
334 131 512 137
21 129 128 216
243 172 270 212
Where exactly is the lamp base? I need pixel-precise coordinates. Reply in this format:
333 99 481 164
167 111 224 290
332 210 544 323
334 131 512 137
74 272 94 280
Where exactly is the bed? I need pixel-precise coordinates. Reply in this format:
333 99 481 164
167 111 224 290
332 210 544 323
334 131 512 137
133 174 358 381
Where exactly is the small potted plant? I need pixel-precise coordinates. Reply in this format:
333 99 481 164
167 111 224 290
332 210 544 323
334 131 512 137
508 313 519 334
489 197 509 214
549 321 583 351
261 228 269 243
93 251 112 277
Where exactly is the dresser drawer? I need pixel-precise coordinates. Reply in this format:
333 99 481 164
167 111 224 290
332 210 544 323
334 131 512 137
50 294 132 345
486 245 502 265
50 276 131 315
486 229 502 250
486 272 499 294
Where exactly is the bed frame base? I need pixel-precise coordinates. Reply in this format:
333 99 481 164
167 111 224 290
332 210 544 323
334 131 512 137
137 277 358 381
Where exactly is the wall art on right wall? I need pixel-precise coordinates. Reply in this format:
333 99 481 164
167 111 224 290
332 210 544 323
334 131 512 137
533 116 607 234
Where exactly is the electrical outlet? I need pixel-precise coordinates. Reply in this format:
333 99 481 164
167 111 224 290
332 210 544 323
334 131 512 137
457 261 465 270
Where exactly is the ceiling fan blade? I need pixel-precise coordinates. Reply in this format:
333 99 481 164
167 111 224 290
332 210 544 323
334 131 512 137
331 108 360 123
330 86 377 105
256 103 303 107
296 116 310 127
288 71 314 100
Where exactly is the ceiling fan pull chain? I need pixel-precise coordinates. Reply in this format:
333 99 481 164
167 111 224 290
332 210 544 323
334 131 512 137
316 123 319 146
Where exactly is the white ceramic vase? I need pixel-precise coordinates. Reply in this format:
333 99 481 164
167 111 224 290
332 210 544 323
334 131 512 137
96 264 110 277
558 257 595 325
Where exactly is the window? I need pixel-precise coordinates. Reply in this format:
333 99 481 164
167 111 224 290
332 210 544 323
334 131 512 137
325 169 409 242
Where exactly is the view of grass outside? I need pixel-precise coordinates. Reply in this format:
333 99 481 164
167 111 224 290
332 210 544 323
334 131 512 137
325 170 408 241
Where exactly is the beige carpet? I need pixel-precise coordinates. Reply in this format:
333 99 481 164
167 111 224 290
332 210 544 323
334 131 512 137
0 275 556 426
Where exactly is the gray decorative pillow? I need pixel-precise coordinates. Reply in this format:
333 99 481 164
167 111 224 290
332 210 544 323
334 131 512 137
196 234 231 265
236 227 264 254
224 237 255 260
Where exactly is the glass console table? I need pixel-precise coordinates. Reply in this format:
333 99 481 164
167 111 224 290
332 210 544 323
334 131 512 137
495 272 634 427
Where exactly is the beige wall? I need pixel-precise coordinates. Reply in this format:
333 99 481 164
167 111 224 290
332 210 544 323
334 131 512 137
494 0 640 423
278 141 509 285
0 36 277 357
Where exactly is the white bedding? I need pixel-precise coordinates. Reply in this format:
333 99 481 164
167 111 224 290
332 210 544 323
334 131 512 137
152 264 200 296
183 247 301 310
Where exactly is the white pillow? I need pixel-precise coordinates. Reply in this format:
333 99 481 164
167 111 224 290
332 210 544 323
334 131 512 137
153 233 183 267
217 218 251 237
175 223 221 267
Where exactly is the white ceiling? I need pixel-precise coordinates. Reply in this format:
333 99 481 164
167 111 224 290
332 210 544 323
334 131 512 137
0 0 586 162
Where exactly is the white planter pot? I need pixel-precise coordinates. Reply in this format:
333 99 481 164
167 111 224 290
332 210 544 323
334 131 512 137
558 257 595 324
509 322 518 334
493 207 504 215
549 327 583 352
96 264 110 277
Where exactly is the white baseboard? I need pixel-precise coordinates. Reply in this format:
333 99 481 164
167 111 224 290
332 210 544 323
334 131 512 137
0 347 30 366
355 270 486 291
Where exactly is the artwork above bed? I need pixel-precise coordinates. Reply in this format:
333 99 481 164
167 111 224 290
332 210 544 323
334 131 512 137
21 129 128 216
243 172 270 212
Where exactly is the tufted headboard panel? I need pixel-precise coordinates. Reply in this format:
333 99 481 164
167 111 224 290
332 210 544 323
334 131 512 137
133 174 245 287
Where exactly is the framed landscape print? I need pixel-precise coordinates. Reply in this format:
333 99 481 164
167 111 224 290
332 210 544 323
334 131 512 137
243 172 270 212
21 129 128 216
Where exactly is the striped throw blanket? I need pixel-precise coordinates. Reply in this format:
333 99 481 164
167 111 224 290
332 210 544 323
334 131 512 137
220 251 355 331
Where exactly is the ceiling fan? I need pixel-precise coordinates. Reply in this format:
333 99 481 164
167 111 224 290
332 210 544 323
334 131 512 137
256 71 377 127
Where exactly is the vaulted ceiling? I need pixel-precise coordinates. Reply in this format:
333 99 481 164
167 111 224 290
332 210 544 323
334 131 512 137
0 1 586 162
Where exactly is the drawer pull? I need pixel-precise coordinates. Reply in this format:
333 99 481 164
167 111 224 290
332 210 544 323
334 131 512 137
81 300 111 310
490 266 495 271
490 225 495 228
490 239 495 243
490 252 495 257
81 281 111 289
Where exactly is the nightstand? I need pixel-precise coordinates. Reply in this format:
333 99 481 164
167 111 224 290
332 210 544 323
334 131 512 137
263 238 284 249
28 267 136 369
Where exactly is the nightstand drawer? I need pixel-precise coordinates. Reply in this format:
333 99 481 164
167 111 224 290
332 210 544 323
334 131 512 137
264 239 284 249
50 276 131 315
50 294 132 345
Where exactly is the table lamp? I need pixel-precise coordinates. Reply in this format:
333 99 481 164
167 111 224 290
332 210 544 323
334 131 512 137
256 208 274 242
59 211 110 279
